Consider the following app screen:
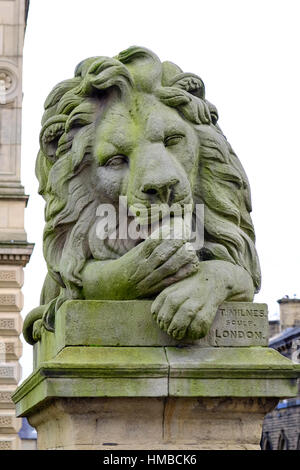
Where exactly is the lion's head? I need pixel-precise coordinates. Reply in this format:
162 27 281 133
35 46 260 331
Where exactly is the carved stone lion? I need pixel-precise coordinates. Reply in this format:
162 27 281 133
23 46 261 344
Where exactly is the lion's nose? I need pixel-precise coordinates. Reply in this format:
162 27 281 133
142 179 179 204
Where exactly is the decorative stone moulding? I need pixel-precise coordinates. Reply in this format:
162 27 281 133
0 71 12 91
0 62 18 105
0 386 18 409
0 434 21 450
0 253 30 266
0 337 23 361
0 410 21 433
0 265 24 288
0 362 21 385
0 290 23 312
0 313 23 337
0 243 34 267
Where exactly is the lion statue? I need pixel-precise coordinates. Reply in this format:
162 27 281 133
23 46 261 345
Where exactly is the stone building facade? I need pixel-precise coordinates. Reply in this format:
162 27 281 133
268 319 280 339
262 298 300 450
0 0 33 450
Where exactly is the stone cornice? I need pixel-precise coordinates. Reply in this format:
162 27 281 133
0 242 34 266
0 194 29 206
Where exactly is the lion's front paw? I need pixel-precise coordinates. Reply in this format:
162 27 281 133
151 261 255 341
151 275 218 340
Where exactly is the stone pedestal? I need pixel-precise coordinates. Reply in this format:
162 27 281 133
12 300 300 450
26 397 278 450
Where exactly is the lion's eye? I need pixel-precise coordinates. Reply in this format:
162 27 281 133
104 155 128 168
164 135 184 147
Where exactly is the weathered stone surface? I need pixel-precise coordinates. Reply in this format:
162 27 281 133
27 396 278 450
15 346 169 416
14 302 300 450
169 377 298 398
54 300 268 351
166 346 297 374
55 300 191 350
13 344 300 418
166 346 298 397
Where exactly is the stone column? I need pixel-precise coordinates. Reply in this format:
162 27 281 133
0 0 33 450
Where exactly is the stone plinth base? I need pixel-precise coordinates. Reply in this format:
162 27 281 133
28 397 277 450
13 300 300 450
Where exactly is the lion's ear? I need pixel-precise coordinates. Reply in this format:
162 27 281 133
161 61 183 86
39 115 68 161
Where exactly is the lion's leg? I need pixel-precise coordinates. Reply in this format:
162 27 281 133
81 238 199 300
22 273 62 344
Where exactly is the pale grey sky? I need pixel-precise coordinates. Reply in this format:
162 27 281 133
20 0 300 379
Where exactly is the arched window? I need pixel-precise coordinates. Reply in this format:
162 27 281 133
261 432 272 450
277 430 289 450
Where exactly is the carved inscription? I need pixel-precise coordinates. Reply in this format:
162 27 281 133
208 303 268 347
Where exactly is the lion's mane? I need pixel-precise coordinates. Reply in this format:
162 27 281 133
35 46 261 331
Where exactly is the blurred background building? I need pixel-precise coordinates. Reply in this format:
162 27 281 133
262 297 300 450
